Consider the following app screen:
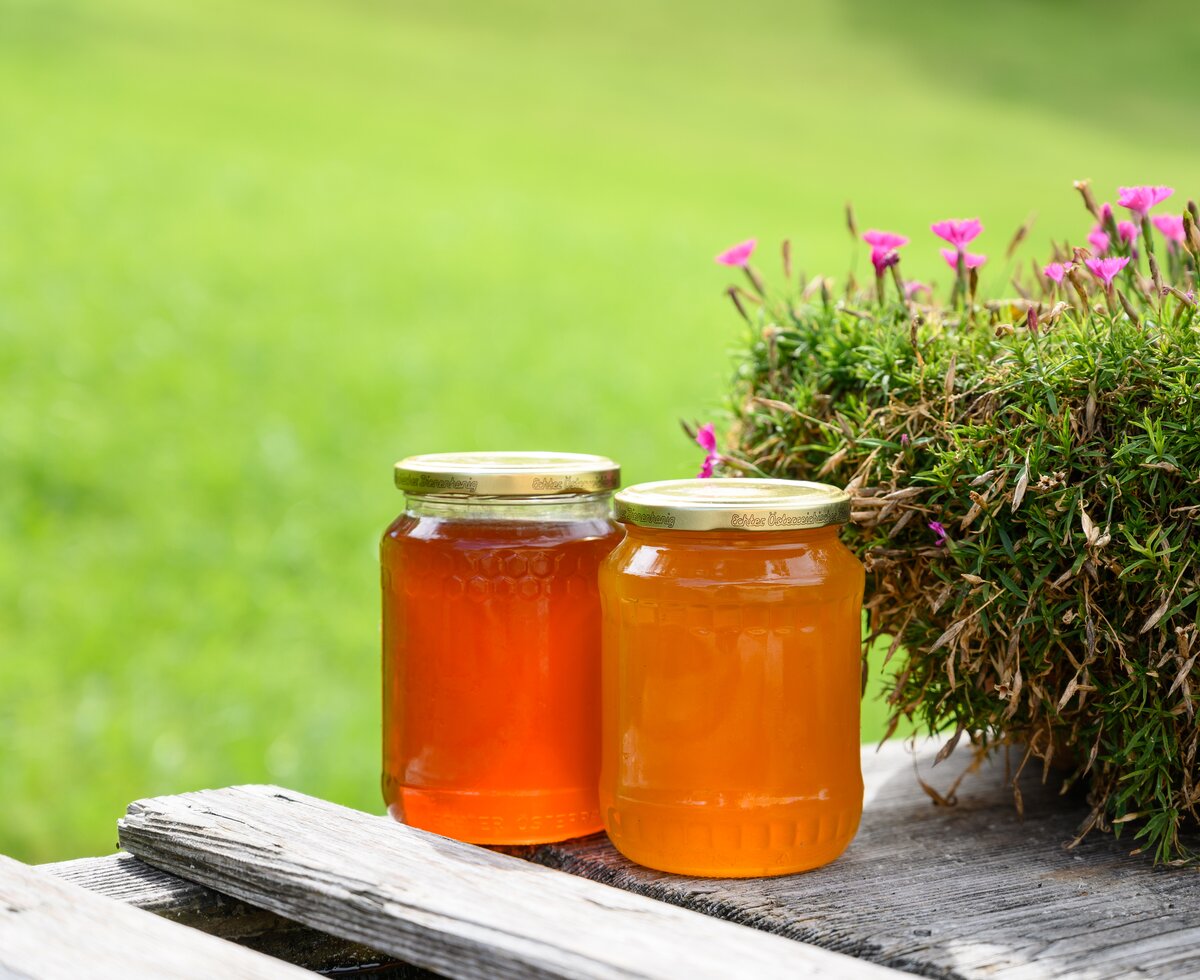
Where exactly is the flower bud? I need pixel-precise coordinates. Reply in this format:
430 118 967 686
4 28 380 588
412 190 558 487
1074 179 1099 218
726 285 750 322
1117 288 1140 323
1183 209 1200 256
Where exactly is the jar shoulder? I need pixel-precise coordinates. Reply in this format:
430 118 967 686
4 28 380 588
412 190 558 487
601 534 863 592
384 511 622 550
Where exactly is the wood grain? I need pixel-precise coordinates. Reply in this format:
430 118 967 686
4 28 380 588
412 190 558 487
0 855 310 980
118 784 899 979
42 852 230 917
41 853 426 977
526 740 1200 980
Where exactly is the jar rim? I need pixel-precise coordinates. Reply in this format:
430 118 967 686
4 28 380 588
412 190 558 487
394 451 620 498
615 478 850 532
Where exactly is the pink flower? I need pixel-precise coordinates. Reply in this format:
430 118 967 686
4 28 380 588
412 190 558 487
1085 256 1130 286
714 239 756 267
1088 225 1110 254
931 218 983 250
695 423 720 478
928 521 947 547
863 231 908 276
940 248 986 270
863 230 909 250
904 280 930 300
1117 221 1139 246
1117 185 1174 217
1099 202 1114 222
1043 262 1071 284
870 246 900 274
1153 214 1186 245
900 433 910 446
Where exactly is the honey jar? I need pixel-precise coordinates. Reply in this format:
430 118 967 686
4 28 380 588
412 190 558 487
382 452 622 844
599 478 864 876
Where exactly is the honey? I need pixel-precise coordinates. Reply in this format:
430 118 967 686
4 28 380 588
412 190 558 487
599 478 865 877
382 452 622 845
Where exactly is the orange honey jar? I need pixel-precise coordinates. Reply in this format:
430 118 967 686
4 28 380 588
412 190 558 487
599 478 865 877
382 452 622 845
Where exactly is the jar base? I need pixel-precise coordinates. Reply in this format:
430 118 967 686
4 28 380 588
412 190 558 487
385 784 603 845
603 797 861 878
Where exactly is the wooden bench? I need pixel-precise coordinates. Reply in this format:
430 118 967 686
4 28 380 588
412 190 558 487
6 740 1199 978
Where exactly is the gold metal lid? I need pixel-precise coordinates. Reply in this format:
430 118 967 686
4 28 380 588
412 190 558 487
394 451 620 497
615 478 850 531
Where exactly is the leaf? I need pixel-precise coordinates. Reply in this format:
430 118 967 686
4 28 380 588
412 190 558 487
1168 654 1199 699
916 774 958 807
1057 673 1081 711
934 725 966 765
883 487 926 500
997 524 1017 562
817 447 848 476
752 397 800 416
930 619 968 653
1140 596 1173 635
995 568 1027 602
1012 452 1030 513
1004 668 1024 719
1080 508 1098 546
959 499 984 532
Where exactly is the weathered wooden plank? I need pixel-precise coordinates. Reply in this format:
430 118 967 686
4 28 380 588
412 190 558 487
118 784 900 979
41 852 229 916
524 740 1200 980
0 855 311 980
41 853 428 977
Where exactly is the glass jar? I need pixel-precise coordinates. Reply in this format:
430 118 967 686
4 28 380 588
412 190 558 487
599 478 864 877
382 451 622 845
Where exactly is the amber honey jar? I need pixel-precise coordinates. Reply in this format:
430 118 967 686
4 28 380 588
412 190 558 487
599 478 865 877
381 451 622 845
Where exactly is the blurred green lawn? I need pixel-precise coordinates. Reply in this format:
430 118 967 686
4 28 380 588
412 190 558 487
2 0 1198 862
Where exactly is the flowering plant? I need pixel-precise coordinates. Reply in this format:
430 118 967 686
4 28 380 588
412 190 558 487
702 181 1200 862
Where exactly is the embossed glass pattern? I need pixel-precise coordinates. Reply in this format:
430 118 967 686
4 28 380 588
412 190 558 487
382 484 622 845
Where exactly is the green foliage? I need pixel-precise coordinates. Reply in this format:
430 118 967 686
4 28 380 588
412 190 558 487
724 201 1200 862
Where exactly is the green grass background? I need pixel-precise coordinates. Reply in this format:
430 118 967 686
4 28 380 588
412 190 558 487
2 0 1198 862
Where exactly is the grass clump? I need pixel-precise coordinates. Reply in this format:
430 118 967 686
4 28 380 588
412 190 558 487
714 182 1200 862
